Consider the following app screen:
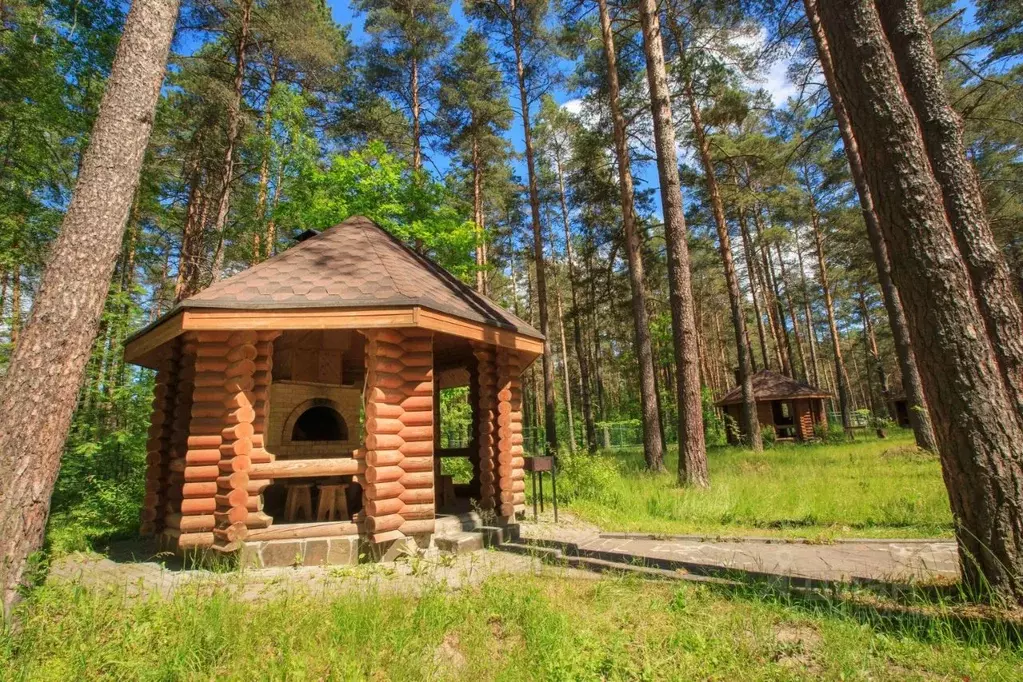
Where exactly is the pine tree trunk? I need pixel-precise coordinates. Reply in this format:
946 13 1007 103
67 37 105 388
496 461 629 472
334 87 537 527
410 53 422 173
774 243 808 379
265 160 283 260
9 261 20 346
210 0 252 284
876 0 1023 421
859 288 890 422
174 150 205 302
510 0 557 454
793 223 823 388
752 207 789 373
683 72 759 457
552 143 595 451
818 0 1023 604
596 0 665 467
472 135 486 294
803 0 936 451
738 207 770 371
0 0 179 616
808 193 853 429
637 0 706 482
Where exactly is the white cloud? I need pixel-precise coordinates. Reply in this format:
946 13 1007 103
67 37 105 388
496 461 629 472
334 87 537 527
561 98 584 115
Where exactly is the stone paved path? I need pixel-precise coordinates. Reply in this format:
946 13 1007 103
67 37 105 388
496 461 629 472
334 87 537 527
520 516 959 585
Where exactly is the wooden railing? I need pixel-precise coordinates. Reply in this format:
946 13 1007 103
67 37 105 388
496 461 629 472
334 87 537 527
250 457 365 479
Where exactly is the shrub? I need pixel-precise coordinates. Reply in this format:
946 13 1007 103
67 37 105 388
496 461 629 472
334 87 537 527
553 449 621 506
760 424 777 447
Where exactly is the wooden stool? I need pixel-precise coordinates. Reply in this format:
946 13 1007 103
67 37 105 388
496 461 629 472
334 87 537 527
284 483 313 522
316 483 349 521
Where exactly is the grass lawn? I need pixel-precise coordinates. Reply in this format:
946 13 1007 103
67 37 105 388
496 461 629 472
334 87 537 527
3 572 1021 680
561 429 954 540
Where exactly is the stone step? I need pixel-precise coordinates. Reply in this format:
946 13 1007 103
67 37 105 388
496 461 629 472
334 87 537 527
435 532 484 555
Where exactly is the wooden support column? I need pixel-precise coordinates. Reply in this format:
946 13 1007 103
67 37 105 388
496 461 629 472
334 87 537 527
163 334 211 551
212 330 260 550
364 328 436 543
247 331 280 517
496 349 527 519
141 340 181 536
472 343 499 510
468 355 482 499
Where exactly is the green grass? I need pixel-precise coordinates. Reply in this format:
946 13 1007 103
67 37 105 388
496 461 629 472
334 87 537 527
3 572 1021 680
561 430 954 540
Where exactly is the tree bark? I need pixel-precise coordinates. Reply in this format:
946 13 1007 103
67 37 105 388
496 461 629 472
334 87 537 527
682 71 759 456
807 189 853 430
793 223 822 388
637 0 706 482
803 0 936 451
774 242 808 380
0 0 179 616
738 206 769 371
751 207 789 373
876 0 1023 421
818 0 1023 604
509 0 557 454
551 140 595 451
858 287 890 423
210 0 252 284
472 135 486 294
596 0 665 467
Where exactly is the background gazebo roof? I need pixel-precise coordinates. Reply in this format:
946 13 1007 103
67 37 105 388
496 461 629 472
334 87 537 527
178 215 542 339
715 370 831 406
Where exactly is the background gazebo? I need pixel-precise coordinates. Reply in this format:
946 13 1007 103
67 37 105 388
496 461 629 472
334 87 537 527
716 370 831 443
124 216 543 557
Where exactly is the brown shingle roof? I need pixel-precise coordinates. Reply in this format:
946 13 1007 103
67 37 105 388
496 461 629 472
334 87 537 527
715 370 831 406
180 216 542 339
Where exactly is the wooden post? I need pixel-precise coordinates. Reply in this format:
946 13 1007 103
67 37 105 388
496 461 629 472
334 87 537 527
247 331 280 521
496 349 527 519
472 343 499 510
363 328 435 543
140 340 180 535
213 330 260 550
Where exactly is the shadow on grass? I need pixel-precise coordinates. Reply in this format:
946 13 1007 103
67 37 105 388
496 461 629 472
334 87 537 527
705 576 1023 649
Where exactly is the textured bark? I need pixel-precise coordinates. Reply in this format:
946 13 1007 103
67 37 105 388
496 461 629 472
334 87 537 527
209 0 252 284
596 0 664 467
548 231 576 453
509 0 557 454
751 208 788 373
818 0 1023 603
682 71 759 456
410 53 422 172
472 135 486 294
553 143 595 450
876 0 1023 422
637 0 706 481
174 152 207 302
0 0 179 615
793 223 822 388
738 207 770 371
804 0 936 451
9 261 20 346
808 192 853 429
774 243 808 380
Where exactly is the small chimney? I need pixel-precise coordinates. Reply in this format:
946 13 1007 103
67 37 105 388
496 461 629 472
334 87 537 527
295 229 320 243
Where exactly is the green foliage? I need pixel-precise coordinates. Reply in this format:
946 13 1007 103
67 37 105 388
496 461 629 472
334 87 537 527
701 387 725 446
553 449 621 507
565 431 953 540
760 423 777 448
280 142 476 276
5 572 1023 679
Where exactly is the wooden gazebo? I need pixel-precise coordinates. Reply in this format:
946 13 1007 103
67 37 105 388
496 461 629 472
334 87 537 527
716 370 830 443
124 216 542 559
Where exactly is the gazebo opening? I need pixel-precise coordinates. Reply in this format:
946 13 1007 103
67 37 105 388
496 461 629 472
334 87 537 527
292 406 348 442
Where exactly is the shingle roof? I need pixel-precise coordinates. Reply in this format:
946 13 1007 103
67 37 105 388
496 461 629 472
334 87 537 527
179 215 542 339
715 370 831 406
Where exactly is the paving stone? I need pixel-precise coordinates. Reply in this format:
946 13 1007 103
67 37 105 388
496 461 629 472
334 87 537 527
436 532 484 555
478 527 504 547
303 539 329 566
368 536 417 562
260 540 305 568
238 543 263 569
326 537 359 565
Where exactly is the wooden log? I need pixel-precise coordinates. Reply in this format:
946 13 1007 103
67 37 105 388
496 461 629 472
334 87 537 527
400 396 432 411
226 344 257 362
365 481 404 501
369 530 405 544
366 449 403 467
219 439 252 457
213 506 250 525
399 488 434 505
221 422 254 441
399 519 435 535
365 465 404 483
399 471 433 488
365 417 404 435
250 458 363 479
366 433 403 451
186 435 222 449
398 456 433 473
218 456 252 474
217 471 249 490
399 440 433 456
365 498 404 516
364 513 404 533
182 481 218 498
366 402 403 419
247 521 359 541
183 464 220 481
165 513 216 532
185 449 221 465
399 503 434 520
166 530 215 550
